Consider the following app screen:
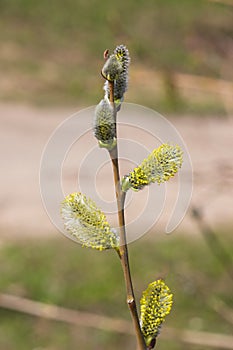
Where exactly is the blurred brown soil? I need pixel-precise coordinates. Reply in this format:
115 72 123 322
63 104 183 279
0 103 232 241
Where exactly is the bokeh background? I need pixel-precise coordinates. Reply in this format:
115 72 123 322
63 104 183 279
0 0 233 349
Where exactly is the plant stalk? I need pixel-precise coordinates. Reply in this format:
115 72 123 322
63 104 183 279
108 80 147 350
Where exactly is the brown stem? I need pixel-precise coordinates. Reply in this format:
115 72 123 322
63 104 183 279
108 80 147 350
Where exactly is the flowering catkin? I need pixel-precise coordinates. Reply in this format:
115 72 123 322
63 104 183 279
61 192 119 251
140 280 173 347
121 144 183 192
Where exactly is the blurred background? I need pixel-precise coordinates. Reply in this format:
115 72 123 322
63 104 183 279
0 0 233 349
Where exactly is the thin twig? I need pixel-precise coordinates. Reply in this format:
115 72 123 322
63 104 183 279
1 294 233 349
207 0 233 6
208 297 233 326
191 206 233 282
108 80 147 350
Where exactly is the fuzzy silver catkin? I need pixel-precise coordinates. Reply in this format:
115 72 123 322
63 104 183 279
93 99 116 150
114 45 130 100
103 45 130 110
102 54 123 82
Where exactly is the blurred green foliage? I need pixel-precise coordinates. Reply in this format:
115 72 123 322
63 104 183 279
0 231 232 349
0 0 232 111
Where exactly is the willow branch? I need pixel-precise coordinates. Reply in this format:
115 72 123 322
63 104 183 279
108 80 147 350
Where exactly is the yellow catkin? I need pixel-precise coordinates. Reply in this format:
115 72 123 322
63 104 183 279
140 279 173 347
122 144 183 192
61 192 119 251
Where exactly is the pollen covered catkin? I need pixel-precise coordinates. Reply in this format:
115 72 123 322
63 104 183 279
122 144 183 191
140 280 173 347
61 192 119 251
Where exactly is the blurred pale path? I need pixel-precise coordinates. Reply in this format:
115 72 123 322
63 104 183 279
0 103 232 240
